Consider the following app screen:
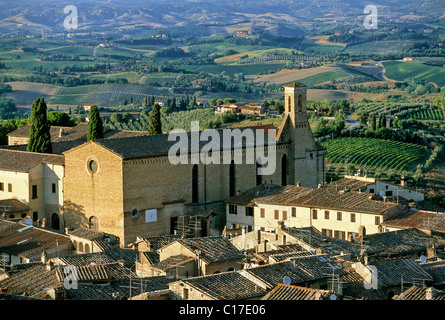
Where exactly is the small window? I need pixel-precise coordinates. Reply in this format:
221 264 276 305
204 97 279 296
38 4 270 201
282 211 287 221
274 210 279 220
245 207 254 217
312 209 318 220
375 216 381 225
52 183 56 194
350 213 356 223
229 205 237 215
0 182 3 191
322 229 333 237
33 212 38 222
88 159 98 173
337 212 342 221
369 188 375 193
32 185 38 199
8 183 12 192
260 208 265 218
292 207 296 218
324 210 330 220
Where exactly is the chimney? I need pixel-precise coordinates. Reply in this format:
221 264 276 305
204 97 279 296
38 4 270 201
426 287 436 300
47 285 66 300
59 128 65 138
242 226 246 251
358 225 366 238
400 176 406 187
296 181 301 187
41 218 46 228
41 251 47 264
318 184 322 189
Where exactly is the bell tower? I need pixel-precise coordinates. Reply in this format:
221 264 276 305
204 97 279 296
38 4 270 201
277 82 326 188
284 82 308 127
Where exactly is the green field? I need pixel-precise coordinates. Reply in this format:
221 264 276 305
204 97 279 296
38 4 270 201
383 60 445 88
178 63 286 76
49 83 172 107
296 71 351 86
408 107 445 121
343 41 414 55
321 137 427 172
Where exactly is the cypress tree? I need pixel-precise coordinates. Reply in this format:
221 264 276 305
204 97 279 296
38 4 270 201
371 114 377 131
27 97 52 154
87 105 104 141
148 103 162 135
379 112 386 128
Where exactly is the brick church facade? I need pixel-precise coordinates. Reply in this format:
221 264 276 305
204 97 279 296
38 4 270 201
62 83 326 246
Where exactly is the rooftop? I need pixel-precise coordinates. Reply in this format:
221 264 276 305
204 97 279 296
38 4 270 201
172 236 245 265
283 226 382 257
0 264 59 297
382 209 445 233
0 149 64 172
0 199 30 214
261 284 331 300
149 254 195 272
362 228 445 257
225 184 283 206
170 270 269 300
244 254 345 289
369 257 433 287
396 286 445 300
254 183 400 215
0 220 70 259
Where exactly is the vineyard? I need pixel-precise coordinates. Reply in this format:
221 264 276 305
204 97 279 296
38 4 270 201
321 137 427 172
408 107 444 121
351 100 442 119
48 83 172 107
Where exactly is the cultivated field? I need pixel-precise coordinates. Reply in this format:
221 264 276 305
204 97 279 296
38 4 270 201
250 66 344 84
383 60 445 88
1 82 59 108
321 137 427 172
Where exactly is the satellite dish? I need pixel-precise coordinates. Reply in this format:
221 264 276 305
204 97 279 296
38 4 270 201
379 191 385 197
283 276 292 285
330 293 337 300
420 255 427 263
131 208 139 220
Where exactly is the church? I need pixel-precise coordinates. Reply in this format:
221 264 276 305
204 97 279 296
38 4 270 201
61 83 326 246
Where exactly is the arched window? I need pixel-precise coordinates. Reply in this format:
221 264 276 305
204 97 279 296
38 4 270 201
51 213 60 230
84 243 90 254
281 154 288 186
192 165 199 203
298 95 303 112
72 240 77 250
89 216 99 231
78 242 83 253
227 268 235 272
287 96 292 112
229 160 235 197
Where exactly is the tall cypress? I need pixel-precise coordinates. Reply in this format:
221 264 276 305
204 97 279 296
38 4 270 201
379 112 386 128
371 114 377 131
87 105 104 141
148 103 162 135
27 97 52 154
